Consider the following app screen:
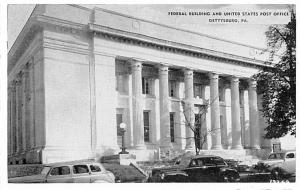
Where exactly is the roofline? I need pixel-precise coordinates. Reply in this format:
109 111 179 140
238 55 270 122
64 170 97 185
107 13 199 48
88 5 268 51
8 5 37 54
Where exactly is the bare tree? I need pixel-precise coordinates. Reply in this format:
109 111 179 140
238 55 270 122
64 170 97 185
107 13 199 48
180 95 220 155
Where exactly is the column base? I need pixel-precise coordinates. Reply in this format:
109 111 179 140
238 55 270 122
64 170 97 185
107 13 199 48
211 145 223 150
231 144 244 150
135 144 146 150
251 145 261 150
185 144 195 152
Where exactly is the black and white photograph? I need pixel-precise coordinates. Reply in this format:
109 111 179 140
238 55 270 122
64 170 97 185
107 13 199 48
0 1 298 188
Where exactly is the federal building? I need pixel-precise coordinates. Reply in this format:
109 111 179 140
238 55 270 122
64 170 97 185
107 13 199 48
8 5 286 164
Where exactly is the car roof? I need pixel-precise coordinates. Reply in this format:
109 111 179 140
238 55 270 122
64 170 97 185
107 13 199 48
270 150 295 154
192 155 222 159
44 159 99 167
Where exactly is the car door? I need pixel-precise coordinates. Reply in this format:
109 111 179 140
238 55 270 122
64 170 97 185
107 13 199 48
89 164 111 182
185 158 208 182
72 164 91 183
282 152 296 174
46 166 73 183
202 157 219 182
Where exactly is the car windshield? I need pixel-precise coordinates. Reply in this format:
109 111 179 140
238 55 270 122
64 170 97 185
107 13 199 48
41 166 51 175
268 153 285 159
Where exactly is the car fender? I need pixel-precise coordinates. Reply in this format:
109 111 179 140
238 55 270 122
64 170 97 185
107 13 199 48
92 179 113 183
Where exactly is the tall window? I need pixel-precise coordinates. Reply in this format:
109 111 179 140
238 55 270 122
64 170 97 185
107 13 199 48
195 114 201 140
142 77 151 94
116 75 126 93
143 111 150 142
116 113 123 136
194 84 202 98
170 113 175 142
169 81 176 97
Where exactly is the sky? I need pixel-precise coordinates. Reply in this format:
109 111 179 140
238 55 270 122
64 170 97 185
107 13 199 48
7 4 291 50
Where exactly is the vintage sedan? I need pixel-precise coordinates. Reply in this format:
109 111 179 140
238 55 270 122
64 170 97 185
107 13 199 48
255 150 296 182
149 155 240 182
8 160 116 183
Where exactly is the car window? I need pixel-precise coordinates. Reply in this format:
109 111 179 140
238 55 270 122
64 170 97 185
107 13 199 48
90 164 101 172
286 153 295 159
268 153 285 159
41 166 51 175
50 166 70 176
202 158 215 166
73 165 89 174
189 159 198 167
211 157 226 166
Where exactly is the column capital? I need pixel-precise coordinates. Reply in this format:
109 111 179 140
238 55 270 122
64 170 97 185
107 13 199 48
15 77 22 86
248 78 257 88
231 76 240 83
129 60 142 72
158 64 169 73
209 72 219 80
184 68 193 76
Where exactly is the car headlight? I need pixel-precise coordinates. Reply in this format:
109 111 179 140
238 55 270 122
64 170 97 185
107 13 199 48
160 173 165 180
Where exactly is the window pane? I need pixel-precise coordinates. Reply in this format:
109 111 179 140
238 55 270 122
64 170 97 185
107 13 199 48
142 78 145 94
90 165 101 172
142 77 151 94
50 167 59 176
286 153 295 158
73 165 89 174
116 114 123 136
61 166 71 175
170 113 175 142
144 111 150 142
194 84 201 98
169 81 176 97
50 166 70 176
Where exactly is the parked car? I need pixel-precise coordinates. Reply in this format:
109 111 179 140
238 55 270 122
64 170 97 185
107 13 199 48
148 155 240 182
256 150 296 181
8 160 116 183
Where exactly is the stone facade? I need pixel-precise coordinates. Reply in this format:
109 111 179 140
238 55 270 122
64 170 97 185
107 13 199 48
8 5 277 164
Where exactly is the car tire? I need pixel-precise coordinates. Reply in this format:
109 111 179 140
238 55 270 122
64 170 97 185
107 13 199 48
222 172 239 182
271 168 285 181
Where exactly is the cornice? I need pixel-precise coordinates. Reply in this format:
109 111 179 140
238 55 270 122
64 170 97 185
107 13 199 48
89 24 269 69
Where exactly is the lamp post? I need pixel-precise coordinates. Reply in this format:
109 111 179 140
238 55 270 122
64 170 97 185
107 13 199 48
119 123 129 154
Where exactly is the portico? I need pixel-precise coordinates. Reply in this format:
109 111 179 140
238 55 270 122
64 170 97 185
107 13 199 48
8 5 272 164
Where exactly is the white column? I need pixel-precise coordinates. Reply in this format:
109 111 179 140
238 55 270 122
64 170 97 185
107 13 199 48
220 86 228 149
200 86 208 150
209 73 222 150
159 65 171 149
184 69 195 150
248 79 260 149
7 86 12 156
131 60 145 149
127 73 134 147
22 68 27 151
16 74 22 153
23 64 31 150
240 90 246 148
28 60 35 148
231 77 243 149
11 82 17 154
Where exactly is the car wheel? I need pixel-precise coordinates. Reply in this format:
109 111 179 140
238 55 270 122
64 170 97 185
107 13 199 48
271 168 285 181
223 172 239 182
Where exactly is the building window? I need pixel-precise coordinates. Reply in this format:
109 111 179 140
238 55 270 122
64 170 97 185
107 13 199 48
116 113 123 136
116 75 126 93
219 88 225 102
194 84 202 98
170 113 175 142
142 77 151 94
195 114 201 143
143 111 150 142
169 81 176 97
